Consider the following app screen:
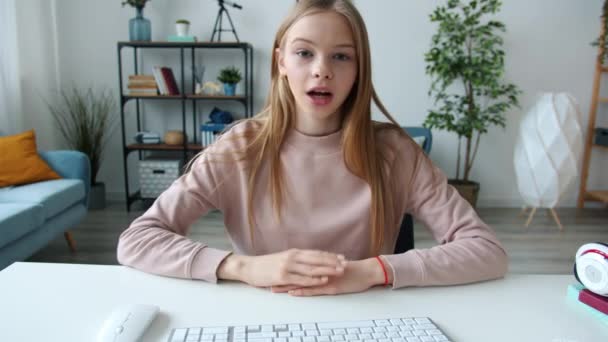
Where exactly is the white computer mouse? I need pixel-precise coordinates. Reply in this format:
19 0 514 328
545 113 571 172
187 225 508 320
96 303 159 342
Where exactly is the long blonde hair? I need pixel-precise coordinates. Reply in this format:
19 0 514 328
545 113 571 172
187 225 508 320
193 0 405 256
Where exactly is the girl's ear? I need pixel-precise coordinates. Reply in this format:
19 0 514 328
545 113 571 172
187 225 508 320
276 47 287 76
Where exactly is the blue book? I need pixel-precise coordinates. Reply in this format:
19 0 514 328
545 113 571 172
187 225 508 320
566 283 608 326
168 35 197 42
201 123 227 132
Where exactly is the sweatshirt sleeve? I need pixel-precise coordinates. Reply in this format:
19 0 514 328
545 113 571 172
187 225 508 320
382 141 508 289
116 151 234 283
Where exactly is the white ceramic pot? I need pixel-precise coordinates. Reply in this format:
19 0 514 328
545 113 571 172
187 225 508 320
176 23 189 37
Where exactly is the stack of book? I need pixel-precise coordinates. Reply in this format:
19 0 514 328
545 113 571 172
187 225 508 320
200 123 227 147
152 66 180 96
128 75 158 96
168 35 197 42
566 283 608 326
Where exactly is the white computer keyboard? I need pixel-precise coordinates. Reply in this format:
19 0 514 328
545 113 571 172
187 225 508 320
168 317 451 342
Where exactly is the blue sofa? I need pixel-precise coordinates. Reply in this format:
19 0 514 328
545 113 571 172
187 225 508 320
0 150 90 270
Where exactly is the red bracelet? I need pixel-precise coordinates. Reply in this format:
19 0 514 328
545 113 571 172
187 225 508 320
375 256 389 286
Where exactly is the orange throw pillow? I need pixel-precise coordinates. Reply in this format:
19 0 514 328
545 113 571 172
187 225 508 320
0 130 61 187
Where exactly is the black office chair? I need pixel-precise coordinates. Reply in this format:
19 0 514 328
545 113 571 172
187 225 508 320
393 127 433 254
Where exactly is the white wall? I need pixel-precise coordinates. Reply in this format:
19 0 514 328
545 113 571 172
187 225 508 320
14 0 608 207
15 0 61 148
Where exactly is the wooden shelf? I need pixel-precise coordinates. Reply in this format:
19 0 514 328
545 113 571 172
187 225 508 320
579 21 608 208
187 94 247 100
123 95 181 100
586 190 608 203
118 41 252 49
126 143 204 151
123 94 246 101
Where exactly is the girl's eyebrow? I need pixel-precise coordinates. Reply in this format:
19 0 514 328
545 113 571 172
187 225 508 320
291 37 355 49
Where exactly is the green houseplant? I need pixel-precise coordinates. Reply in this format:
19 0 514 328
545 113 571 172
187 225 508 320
121 0 150 8
47 87 118 210
217 66 242 96
592 0 608 63
424 0 521 207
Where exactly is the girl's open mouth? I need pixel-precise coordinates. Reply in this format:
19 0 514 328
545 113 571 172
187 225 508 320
306 90 334 106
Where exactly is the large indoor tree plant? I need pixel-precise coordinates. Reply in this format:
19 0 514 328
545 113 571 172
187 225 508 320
592 0 608 63
424 0 521 207
47 87 117 210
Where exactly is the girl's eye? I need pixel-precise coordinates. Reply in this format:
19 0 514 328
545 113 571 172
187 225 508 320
296 50 313 58
334 53 351 61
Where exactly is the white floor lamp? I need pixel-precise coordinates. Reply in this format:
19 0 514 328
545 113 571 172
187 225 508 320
513 93 583 231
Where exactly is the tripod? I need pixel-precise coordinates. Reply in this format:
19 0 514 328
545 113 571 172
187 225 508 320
211 0 242 42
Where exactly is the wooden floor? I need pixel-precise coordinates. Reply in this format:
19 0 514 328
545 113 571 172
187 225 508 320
28 203 608 274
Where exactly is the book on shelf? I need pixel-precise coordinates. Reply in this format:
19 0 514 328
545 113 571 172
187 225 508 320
160 67 180 95
134 67 180 96
129 74 155 81
201 123 228 132
128 87 157 92
168 35 197 42
152 67 167 95
128 82 158 89
127 74 158 95
152 66 179 95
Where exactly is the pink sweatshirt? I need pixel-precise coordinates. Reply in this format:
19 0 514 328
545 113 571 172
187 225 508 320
117 120 508 289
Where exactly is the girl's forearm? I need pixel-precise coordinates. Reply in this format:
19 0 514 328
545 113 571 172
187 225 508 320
361 257 394 286
217 254 249 282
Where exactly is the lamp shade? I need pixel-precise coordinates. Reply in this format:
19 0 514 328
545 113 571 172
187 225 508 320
513 93 583 208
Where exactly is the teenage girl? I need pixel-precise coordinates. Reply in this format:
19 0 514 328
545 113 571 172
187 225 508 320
117 0 508 296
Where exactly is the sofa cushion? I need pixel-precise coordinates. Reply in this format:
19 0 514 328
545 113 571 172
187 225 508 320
0 203 44 249
0 179 85 220
0 130 61 187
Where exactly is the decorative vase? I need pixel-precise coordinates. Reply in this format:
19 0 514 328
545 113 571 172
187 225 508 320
223 83 236 96
164 130 185 145
129 6 151 41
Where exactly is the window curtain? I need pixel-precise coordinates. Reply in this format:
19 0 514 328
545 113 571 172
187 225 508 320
0 0 22 136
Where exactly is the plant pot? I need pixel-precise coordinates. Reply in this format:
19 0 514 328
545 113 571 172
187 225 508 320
89 182 106 210
223 83 236 96
448 179 480 208
176 23 190 37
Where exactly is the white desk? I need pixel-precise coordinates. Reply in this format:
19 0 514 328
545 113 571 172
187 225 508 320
0 262 605 342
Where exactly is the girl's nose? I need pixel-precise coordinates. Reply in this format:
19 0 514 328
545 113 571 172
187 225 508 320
313 60 333 80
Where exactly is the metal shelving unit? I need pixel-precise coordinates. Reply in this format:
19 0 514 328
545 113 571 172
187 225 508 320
117 41 254 211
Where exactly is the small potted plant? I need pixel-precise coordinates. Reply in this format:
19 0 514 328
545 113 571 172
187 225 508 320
217 66 242 96
175 19 190 37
